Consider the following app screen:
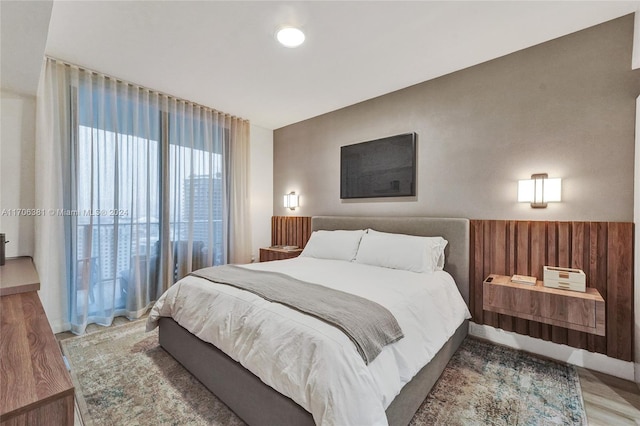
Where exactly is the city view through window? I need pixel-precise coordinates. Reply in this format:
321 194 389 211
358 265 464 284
75 124 223 313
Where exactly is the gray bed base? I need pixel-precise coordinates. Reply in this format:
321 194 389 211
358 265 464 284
158 216 470 425
159 317 468 426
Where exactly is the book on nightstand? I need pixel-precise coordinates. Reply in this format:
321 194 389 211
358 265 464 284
511 274 537 285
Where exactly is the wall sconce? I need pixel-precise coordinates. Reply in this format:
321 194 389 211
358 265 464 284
283 192 299 210
518 173 561 208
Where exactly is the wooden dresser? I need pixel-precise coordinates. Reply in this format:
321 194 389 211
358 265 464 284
0 257 74 425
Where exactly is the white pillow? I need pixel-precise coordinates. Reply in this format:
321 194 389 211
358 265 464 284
355 229 448 273
300 229 365 261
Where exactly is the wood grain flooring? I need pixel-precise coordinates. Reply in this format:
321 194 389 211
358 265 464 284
57 320 640 425
577 368 640 425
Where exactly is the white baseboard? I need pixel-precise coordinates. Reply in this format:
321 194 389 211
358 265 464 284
469 323 634 381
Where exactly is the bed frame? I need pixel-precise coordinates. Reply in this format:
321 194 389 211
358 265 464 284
159 216 470 425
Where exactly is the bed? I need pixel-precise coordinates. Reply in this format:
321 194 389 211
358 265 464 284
147 216 470 425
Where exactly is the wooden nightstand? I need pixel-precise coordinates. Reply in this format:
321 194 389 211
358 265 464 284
483 274 605 336
259 247 303 262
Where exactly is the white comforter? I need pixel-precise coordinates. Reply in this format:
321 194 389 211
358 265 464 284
147 257 471 426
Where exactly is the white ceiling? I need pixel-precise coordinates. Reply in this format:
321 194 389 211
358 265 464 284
17 1 640 129
1 0 53 95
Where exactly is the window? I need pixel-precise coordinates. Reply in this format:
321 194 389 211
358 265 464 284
37 59 250 334
70 77 228 328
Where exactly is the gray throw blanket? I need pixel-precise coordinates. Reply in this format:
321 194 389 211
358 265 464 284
190 265 404 364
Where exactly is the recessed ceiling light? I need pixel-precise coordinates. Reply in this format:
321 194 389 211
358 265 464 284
276 27 305 48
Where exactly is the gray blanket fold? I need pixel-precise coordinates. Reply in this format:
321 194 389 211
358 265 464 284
190 265 404 364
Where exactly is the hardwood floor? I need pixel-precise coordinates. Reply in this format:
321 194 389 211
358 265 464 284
57 322 640 425
577 367 640 425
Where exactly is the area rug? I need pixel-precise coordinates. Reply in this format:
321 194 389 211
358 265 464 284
61 320 587 425
410 338 587 426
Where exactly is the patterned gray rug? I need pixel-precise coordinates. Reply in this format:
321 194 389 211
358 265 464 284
60 320 587 425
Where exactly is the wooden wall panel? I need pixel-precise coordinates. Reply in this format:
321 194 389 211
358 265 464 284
470 222 484 323
271 216 312 249
606 223 633 360
470 220 633 361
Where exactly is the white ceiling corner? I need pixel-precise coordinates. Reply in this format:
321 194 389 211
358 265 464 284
1 0 53 96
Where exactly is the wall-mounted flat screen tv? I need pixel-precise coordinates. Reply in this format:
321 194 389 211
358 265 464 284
340 132 416 199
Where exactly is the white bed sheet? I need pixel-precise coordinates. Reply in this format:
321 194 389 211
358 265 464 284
147 257 471 426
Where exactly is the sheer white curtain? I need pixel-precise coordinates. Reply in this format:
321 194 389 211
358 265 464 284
228 118 252 264
35 58 251 334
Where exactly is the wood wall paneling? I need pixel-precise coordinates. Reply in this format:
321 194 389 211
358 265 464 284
271 216 312 249
606 223 633 360
470 220 633 361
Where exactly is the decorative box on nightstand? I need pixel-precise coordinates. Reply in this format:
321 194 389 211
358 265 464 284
543 266 586 292
482 274 605 336
259 247 303 262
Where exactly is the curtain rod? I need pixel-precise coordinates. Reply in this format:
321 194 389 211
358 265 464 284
45 55 248 123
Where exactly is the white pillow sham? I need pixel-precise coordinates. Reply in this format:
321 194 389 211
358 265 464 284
300 229 365 261
354 229 448 273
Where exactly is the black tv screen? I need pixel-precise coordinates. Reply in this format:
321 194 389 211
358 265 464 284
340 133 416 199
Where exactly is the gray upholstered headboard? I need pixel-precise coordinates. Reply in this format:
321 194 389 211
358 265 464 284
311 216 470 305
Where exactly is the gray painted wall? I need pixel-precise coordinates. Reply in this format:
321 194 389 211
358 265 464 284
273 15 640 221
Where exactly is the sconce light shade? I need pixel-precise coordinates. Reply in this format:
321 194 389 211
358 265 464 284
518 173 561 208
284 192 299 210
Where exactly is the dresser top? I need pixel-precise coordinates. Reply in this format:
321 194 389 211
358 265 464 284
0 257 40 296
0 291 74 419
